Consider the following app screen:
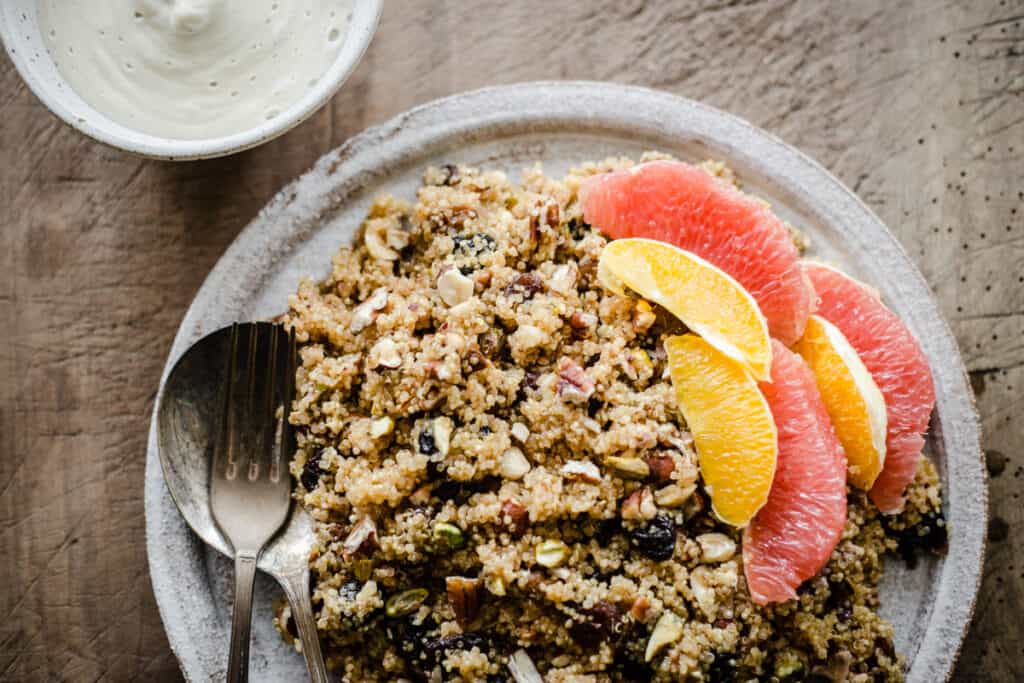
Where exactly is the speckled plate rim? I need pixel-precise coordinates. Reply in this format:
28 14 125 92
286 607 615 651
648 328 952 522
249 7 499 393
144 81 986 682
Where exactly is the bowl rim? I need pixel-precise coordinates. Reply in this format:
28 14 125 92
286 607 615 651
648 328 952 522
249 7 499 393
0 0 382 160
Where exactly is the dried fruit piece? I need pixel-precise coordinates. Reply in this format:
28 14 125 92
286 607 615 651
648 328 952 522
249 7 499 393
446 576 483 627
630 515 676 561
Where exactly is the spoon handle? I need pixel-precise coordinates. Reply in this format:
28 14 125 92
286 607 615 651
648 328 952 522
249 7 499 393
278 569 329 683
227 552 258 683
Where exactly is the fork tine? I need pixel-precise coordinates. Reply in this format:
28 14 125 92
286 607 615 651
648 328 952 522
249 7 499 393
245 324 260 481
215 323 241 481
258 325 281 476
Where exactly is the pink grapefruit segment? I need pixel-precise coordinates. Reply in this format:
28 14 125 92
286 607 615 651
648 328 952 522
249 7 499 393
581 160 815 345
803 262 935 514
743 341 848 605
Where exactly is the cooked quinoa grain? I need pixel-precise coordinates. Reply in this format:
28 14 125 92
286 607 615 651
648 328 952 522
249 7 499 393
281 156 946 682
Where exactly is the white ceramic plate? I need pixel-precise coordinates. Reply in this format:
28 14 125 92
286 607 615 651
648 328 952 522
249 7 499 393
145 82 986 681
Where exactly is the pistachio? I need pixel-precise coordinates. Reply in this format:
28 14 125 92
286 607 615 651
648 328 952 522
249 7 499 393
370 338 402 369
654 483 695 508
535 539 569 568
446 576 483 627
432 521 466 550
352 558 374 582
342 515 378 557
644 611 684 662
385 588 429 617
484 574 507 597
437 267 474 306
697 533 736 563
369 416 394 438
501 447 531 480
561 459 601 484
606 456 650 480
510 422 531 443
349 287 388 333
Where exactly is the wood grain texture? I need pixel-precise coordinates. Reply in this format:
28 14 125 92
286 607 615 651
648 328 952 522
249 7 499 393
0 1 1019 680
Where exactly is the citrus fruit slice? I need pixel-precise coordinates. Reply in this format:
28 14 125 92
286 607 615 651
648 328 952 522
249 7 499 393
793 315 887 490
581 160 815 345
743 340 848 605
665 334 777 527
803 262 935 513
600 238 772 381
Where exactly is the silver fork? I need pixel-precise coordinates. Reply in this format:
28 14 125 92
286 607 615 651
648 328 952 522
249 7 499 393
210 323 296 683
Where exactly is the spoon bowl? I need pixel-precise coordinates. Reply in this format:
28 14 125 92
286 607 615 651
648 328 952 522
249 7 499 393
156 324 327 682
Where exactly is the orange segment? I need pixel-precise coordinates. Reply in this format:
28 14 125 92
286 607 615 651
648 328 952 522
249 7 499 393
599 238 772 381
665 334 777 527
793 315 887 489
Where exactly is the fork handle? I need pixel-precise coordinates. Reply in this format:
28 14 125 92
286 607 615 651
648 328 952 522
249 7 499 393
227 552 259 683
277 569 329 683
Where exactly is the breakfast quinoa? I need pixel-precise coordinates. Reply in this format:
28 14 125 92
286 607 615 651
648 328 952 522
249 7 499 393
278 155 947 682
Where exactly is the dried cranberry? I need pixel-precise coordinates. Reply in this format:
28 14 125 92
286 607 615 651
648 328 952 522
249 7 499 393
569 602 623 650
630 515 676 561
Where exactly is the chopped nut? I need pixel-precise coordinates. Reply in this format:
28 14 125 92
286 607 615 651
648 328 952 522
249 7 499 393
645 611 684 662
606 456 650 480
622 487 657 521
633 299 657 334
535 539 569 568
500 499 529 539
510 324 546 353
369 416 394 438
510 422 530 443
385 588 428 617
432 521 466 550
697 533 736 563
446 576 483 627
437 267 474 306
568 311 598 338
646 455 675 483
507 648 543 683
544 202 561 228
431 417 453 456
654 483 696 508
501 447 531 480
690 566 717 617
556 357 595 402
549 264 577 294
629 595 652 623
370 337 402 369
505 272 545 299
484 574 507 596
352 558 374 582
561 459 601 484
622 348 653 381
349 288 388 333
342 515 378 557
364 218 407 260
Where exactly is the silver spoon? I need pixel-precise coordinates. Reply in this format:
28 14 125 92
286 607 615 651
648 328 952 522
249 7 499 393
156 323 329 683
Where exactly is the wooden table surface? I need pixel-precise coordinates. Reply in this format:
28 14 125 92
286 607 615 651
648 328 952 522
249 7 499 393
2 1 1021 680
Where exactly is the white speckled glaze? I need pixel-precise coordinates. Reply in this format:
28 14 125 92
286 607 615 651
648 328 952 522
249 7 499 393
144 82 986 681
0 0 381 160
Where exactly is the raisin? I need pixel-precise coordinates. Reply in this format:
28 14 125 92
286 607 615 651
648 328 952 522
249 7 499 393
570 602 623 650
881 509 949 569
568 217 591 241
504 272 545 299
300 450 326 491
418 431 437 455
630 515 676 561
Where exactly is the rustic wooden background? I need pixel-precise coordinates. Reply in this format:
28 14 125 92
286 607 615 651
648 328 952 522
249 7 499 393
1 1 1020 680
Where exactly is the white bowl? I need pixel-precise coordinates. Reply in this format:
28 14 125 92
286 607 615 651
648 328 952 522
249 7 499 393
0 1 381 160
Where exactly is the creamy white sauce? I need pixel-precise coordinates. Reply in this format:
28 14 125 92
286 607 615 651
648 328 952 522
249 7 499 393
39 0 352 140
